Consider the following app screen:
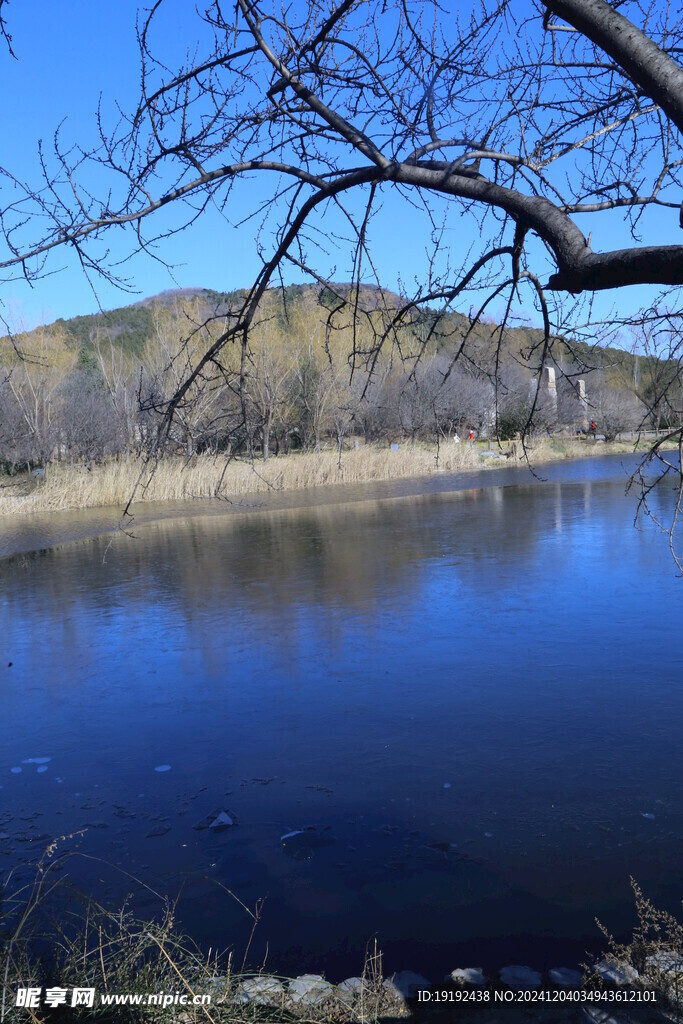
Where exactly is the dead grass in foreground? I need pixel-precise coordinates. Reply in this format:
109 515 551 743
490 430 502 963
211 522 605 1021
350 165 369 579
0 437 652 517
1 849 408 1024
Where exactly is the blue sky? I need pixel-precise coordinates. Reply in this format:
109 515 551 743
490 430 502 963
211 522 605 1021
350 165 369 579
0 1 674 342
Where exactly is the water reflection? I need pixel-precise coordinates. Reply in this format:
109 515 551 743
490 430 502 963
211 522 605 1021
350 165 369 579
1 459 682 981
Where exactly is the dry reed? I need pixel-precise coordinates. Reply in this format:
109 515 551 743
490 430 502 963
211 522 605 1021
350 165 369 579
0 437 648 518
0 443 482 516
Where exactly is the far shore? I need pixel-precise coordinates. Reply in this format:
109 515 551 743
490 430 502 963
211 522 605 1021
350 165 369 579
0 436 670 518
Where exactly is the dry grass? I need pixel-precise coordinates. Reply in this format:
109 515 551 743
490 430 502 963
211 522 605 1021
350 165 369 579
589 879 683 1012
0 443 481 516
1 859 407 1024
0 436 655 518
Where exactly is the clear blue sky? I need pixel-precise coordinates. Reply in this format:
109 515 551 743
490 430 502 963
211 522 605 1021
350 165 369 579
0 2 671 341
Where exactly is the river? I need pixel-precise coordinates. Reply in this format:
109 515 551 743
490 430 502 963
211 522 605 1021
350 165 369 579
1 453 682 982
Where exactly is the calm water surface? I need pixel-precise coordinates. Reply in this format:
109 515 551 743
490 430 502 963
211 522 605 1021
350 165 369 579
1 455 682 980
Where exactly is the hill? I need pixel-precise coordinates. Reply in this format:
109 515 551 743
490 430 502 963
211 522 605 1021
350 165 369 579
0 282 643 383
1 283 678 473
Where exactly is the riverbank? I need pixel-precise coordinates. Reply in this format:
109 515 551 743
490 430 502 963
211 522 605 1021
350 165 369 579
3 880 677 1024
0 437 661 517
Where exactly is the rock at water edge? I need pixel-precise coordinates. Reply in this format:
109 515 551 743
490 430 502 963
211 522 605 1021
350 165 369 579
390 971 430 997
234 976 284 1006
287 975 334 1006
449 967 486 987
593 959 639 985
549 967 583 987
336 977 364 1005
499 965 542 989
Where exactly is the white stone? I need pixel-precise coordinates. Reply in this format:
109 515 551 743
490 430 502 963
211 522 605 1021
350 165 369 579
449 967 486 987
336 977 364 1005
583 1007 629 1024
543 365 557 393
381 979 409 1008
549 967 583 987
234 976 284 1006
644 952 683 1007
338 977 363 993
390 971 430 997
645 951 683 973
593 959 639 985
196 975 228 996
499 965 542 989
287 974 334 1006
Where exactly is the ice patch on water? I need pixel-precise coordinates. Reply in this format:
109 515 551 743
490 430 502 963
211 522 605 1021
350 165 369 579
22 757 51 765
10 767 22 774
443 783 451 789
154 765 172 773
209 811 235 829
280 827 335 860
145 824 171 838
641 812 655 820
37 765 48 773
194 808 238 831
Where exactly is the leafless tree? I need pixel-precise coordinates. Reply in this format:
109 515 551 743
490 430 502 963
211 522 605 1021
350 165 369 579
0 0 14 60
54 369 123 464
588 372 647 441
2 1 683 545
0 377 30 472
244 325 296 460
94 335 146 458
628 322 683 431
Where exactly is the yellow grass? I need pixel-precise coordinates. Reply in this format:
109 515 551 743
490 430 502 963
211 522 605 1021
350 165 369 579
0 436 653 517
0 444 474 515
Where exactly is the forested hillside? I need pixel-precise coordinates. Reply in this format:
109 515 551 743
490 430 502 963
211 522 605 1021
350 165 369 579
0 284 677 471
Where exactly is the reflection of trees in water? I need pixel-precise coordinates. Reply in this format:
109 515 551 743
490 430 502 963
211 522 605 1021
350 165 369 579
8 469 667 700
3 482 639 640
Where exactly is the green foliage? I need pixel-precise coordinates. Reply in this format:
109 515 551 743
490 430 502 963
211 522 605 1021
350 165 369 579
202 287 248 308
497 407 529 440
76 344 99 372
54 304 154 358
